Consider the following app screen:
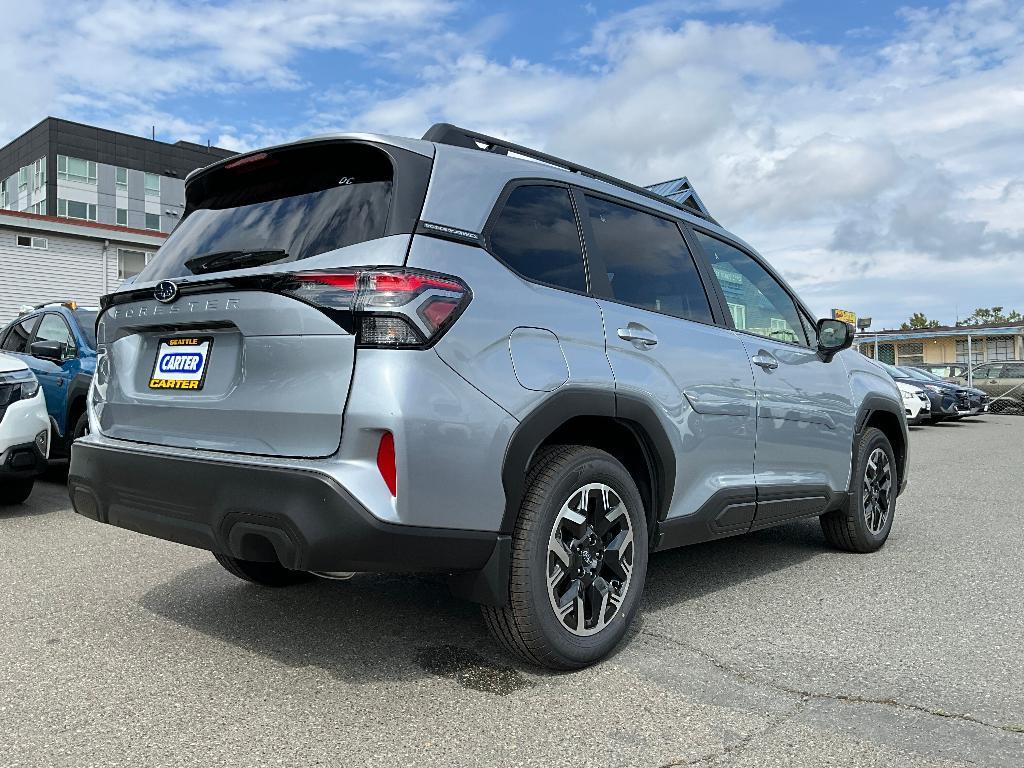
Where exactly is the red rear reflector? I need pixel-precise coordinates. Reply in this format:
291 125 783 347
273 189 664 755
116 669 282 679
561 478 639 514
377 432 397 497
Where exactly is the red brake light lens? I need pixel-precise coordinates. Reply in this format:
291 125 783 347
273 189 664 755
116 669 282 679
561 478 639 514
419 298 460 330
293 272 358 290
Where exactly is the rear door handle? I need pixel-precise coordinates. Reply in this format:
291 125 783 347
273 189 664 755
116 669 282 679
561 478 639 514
617 325 658 348
752 352 779 370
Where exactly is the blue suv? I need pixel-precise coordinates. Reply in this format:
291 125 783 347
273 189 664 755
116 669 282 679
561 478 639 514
0 303 97 456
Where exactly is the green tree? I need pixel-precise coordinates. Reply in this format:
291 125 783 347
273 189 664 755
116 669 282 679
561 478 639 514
900 312 942 330
956 307 1023 326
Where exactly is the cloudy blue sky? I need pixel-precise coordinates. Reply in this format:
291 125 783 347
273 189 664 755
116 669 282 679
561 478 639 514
3 0 1022 328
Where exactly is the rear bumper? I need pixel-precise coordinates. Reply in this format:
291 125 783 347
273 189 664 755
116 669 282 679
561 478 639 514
68 440 498 573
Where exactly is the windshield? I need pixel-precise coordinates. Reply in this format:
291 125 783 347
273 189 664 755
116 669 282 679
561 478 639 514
74 310 97 348
876 361 903 377
139 142 395 282
900 367 934 381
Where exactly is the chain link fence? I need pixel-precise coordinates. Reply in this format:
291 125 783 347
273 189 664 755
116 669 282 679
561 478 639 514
857 333 1024 416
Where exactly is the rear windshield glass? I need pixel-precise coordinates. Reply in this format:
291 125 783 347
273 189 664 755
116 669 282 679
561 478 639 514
74 310 98 348
139 143 394 281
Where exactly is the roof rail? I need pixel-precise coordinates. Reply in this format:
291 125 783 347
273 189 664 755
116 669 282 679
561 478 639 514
19 300 79 315
421 123 717 224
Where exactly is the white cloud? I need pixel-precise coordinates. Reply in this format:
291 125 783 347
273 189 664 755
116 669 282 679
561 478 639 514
0 0 455 143
343 1 1024 327
2 0 1022 327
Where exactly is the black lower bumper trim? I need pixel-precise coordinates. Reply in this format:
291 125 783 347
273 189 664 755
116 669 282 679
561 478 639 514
68 441 497 573
0 441 48 479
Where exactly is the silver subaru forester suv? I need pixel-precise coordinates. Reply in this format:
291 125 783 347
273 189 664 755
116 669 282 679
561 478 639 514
69 124 908 669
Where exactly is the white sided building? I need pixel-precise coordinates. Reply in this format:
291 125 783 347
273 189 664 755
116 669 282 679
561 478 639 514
0 209 167 321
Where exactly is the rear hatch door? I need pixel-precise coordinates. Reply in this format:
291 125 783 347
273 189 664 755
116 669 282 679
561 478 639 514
93 139 431 458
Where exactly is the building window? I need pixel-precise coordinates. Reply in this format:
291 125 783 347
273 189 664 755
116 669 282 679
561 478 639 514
116 167 128 189
144 173 161 197
145 212 161 231
57 198 98 221
29 201 46 215
897 342 924 365
18 167 28 189
727 302 746 330
876 343 896 364
33 158 46 190
116 208 128 226
57 155 98 184
955 339 984 364
986 336 1013 361
16 235 48 249
117 248 151 279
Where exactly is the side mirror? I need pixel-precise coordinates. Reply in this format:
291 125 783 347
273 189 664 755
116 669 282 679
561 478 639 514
30 339 65 363
816 319 854 361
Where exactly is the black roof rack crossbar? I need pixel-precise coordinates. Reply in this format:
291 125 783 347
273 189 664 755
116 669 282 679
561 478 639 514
421 123 717 224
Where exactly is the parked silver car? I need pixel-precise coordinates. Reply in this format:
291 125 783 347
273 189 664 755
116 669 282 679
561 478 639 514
68 124 908 668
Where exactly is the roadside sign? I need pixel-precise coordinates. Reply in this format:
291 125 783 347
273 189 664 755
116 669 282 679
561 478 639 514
832 308 857 324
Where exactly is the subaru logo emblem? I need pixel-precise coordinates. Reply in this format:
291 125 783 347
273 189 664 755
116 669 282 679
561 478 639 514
154 280 179 304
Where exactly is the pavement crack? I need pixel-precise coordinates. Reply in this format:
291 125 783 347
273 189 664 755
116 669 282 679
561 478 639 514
642 627 1024 735
657 700 808 767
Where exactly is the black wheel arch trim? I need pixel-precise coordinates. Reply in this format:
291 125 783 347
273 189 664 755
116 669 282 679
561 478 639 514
499 387 677 538
853 395 909 495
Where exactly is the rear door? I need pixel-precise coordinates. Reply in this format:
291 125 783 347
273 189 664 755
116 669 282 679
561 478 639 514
580 192 758 527
693 230 855 516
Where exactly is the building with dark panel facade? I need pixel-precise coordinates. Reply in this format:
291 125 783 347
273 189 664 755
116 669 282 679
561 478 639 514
0 118 235 321
0 117 233 234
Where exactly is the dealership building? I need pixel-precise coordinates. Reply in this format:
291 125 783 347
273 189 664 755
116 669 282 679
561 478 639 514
857 323 1024 366
0 117 232 322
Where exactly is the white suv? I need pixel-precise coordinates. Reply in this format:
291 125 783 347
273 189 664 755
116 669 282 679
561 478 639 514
897 381 930 425
0 352 50 505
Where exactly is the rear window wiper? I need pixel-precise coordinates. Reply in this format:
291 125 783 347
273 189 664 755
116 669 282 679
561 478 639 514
184 249 289 275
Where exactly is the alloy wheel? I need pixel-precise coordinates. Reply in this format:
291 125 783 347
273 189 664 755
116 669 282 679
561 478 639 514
546 483 634 637
862 447 892 534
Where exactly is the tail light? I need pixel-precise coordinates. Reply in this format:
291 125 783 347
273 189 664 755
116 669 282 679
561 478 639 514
280 268 470 348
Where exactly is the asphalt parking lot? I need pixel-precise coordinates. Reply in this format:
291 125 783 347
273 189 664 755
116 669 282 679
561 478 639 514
2 417 1023 767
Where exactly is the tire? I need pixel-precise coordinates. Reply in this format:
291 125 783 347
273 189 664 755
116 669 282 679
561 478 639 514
213 552 312 587
482 445 649 670
72 412 89 441
0 479 34 506
820 427 897 553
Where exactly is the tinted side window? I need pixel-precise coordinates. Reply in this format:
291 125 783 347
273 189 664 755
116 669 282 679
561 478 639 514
1002 363 1024 379
34 314 76 356
488 185 586 293
584 196 714 324
974 365 997 379
696 232 807 346
1 316 39 353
